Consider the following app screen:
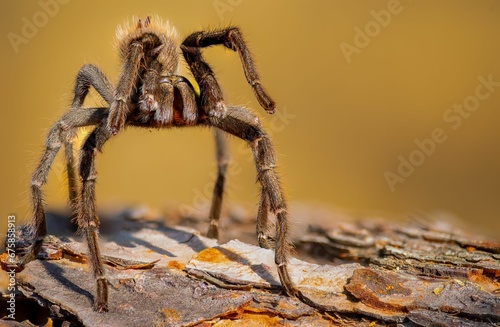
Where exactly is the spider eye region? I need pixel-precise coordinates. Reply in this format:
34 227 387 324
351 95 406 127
139 33 162 52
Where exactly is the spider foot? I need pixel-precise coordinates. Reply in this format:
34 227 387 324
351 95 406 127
277 264 299 298
94 301 109 313
257 234 275 249
107 100 128 135
206 224 219 241
107 116 123 135
107 117 124 135
153 108 172 125
139 93 159 112
253 84 276 114
4 225 42 270
6 243 40 272
94 278 109 312
10 225 33 250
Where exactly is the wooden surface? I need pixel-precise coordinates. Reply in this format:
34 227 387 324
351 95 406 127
1 205 499 326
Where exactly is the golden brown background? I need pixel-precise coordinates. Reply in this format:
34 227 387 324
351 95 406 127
1 0 500 239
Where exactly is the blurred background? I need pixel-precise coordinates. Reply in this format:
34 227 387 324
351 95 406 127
1 0 500 241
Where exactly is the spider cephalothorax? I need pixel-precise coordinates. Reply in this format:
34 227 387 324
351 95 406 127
107 16 198 132
21 16 296 312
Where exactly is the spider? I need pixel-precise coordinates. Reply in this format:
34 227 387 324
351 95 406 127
20 16 298 312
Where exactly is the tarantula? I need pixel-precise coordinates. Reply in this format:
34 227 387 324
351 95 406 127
20 16 297 312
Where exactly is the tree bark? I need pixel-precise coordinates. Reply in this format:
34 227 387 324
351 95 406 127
1 205 499 326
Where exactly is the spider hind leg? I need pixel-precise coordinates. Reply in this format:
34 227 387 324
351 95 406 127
210 105 298 297
207 128 229 240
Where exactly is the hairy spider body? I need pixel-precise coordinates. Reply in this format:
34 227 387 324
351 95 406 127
108 17 196 132
21 16 296 312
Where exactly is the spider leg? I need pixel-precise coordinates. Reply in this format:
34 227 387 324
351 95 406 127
139 59 176 126
207 128 229 240
22 108 108 266
139 59 162 114
79 122 112 312
172 76 197 125
140 74 197 126
181 28 275 114
156 81 175 124
72 64 114 107
256 189 273 249
107 41 144 134
66 64 114 220
180 44 225 118
209 106 298 297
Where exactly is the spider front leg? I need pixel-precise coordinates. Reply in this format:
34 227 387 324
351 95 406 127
211 106 298 297
66 64 113 218
21 108 107 266
180 45 226 118
21 64 112 267
107 42 143 134
79 122 113 312
181 27 275 114
72 64 114 108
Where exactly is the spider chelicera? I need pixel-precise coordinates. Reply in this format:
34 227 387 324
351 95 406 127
21 16 297 312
